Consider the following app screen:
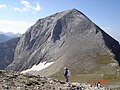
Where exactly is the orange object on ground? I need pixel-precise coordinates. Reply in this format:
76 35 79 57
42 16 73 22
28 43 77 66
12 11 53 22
89 80 109 85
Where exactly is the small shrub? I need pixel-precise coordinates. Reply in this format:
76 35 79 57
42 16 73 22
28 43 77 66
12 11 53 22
26 80 39 86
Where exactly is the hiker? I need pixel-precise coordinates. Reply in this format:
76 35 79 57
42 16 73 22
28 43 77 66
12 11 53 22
97 82 101 89
64 66 70 86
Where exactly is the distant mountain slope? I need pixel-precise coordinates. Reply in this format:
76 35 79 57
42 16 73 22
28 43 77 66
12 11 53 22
0 34 13 42
0 37 20 69
0 31 21 37
0 31 21 42
3 9 120 78
4 32 21 37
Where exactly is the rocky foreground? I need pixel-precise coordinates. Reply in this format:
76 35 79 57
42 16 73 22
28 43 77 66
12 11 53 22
0 70 112 90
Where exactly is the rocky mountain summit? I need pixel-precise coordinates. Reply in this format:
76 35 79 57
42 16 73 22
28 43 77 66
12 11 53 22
5 9 120 75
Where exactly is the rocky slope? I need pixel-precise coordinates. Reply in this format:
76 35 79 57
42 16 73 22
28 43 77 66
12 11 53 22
0 70 113 90
5 9 120 77
0 37 20 69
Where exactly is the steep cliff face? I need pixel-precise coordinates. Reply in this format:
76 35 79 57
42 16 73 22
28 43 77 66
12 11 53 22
6 9 120 76
0 37 20 69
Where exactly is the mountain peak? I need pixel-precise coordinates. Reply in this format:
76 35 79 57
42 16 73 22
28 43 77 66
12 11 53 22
36 8 84 23
2 9 120 80
61 8 85 17
70 8 80 12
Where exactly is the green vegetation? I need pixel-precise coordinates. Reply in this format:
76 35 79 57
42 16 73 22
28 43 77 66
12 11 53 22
103 74 120 82
96 54 113 64
51 71 120 84
51 54 120 85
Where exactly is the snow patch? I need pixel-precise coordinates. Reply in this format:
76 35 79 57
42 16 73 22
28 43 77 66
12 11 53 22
21 62 54 73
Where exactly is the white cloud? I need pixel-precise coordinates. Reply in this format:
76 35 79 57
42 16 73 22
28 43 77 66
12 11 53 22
33 3 41 12
0 20 34 34
0 4 7 10
13 0 41 13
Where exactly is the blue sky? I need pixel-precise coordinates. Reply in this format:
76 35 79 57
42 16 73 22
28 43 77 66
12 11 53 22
0 0 120 42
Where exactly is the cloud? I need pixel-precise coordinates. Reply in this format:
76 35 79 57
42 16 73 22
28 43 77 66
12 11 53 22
0 20 34 34
0 4 7 10
13 0 41 13
33 3 41 12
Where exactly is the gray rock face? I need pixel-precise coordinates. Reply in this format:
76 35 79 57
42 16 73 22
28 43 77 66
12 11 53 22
5 9 120 76
0 37 20 69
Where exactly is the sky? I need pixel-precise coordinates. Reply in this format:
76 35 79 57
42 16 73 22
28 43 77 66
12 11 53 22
0 0 120 42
